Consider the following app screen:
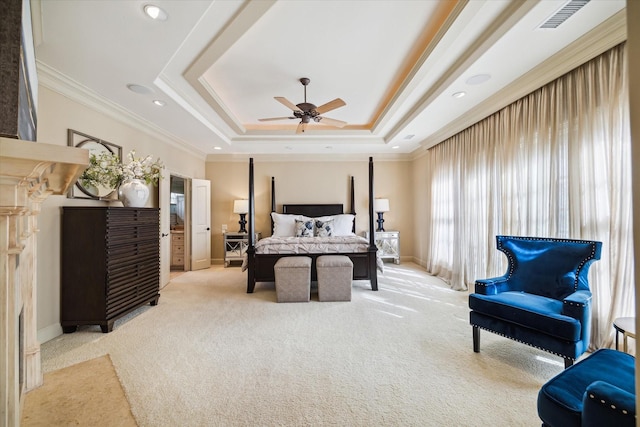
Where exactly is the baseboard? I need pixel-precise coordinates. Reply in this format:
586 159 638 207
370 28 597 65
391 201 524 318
38 323 63 344
409 256 428 268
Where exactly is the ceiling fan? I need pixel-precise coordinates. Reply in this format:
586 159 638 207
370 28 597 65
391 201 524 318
259 78 347 134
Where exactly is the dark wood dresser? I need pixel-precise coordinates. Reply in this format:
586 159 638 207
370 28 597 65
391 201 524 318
61 207 160 333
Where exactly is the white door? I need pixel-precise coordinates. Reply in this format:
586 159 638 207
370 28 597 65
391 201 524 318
159 172 171 288
191 178 211 270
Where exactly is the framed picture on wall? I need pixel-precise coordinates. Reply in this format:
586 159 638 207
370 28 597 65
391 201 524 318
67 129 122 200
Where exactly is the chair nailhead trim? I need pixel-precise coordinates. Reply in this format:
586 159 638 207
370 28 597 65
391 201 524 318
563 300 586 308
472 325 572 360
588 393 634 418
496 236 598 291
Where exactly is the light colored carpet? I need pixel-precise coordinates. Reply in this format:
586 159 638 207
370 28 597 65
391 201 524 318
21 354 137 426
40 263 562 426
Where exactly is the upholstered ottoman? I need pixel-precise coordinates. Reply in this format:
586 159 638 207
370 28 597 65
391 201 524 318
274 256 311 303
537 348 635 427
317 255 353 302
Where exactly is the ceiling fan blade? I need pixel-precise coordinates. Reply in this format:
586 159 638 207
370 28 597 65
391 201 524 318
296 122 307 134
318 117 347 128
315 98 346 115
275 97 302 112
258 117 296 122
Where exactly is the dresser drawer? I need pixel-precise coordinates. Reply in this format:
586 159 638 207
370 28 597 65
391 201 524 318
62 207 160 333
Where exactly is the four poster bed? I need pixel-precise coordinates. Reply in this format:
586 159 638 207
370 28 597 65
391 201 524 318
244 157 380 293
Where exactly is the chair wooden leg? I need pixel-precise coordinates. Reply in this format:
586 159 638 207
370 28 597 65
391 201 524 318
564 358 573 369
473 326 480 353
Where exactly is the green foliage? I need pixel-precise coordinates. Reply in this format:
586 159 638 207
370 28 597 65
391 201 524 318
79 149 164 189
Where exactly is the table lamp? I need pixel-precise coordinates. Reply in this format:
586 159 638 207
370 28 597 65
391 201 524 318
373 198 389 232
233 199 248 233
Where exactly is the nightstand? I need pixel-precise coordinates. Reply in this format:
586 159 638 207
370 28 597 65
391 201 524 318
224 232 261 267
365 231 400 264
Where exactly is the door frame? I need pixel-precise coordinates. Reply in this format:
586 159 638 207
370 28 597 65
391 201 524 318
162 173 192 284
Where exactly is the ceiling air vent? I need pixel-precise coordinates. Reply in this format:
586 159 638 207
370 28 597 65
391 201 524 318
539 0 590 29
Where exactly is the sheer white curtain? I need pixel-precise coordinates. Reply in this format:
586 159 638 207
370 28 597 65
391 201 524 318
426 43 633 349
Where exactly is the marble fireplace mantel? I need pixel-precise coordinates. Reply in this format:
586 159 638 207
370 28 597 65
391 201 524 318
0 137 88 426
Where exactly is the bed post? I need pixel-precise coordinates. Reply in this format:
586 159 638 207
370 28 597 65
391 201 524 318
350 176 356 233
247 158 256 293
270 176 275 233
368 156 378 290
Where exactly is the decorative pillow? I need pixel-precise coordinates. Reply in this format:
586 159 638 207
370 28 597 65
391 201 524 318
314 219 334 237
272 212 310 237
294 219 315 237
314 214 355 236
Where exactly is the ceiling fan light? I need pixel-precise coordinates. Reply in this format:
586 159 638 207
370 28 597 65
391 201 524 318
260 79 347 133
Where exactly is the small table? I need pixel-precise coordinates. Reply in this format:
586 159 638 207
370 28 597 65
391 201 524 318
223 231 260 267
364 231 400 264
613 317 636 353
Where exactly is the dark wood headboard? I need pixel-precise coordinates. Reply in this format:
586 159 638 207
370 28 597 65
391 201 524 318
268 175 357 234
282 204 344 217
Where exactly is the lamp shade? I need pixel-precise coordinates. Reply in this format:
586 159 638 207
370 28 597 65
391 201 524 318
374 198 390 213
233 199 248 214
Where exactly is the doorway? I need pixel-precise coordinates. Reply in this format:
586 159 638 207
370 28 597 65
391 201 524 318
160 173 210 286
169 175 190 272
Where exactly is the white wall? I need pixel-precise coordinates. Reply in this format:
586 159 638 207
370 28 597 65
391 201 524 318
411 152 430 267
36 86 206 343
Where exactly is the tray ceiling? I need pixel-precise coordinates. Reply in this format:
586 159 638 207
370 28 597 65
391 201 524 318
34 0 626 158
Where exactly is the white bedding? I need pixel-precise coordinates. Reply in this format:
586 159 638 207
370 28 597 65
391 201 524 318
241 235 384 272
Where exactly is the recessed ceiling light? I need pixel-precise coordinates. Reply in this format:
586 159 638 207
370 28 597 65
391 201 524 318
466 74 491 85
127 83 153 94
152 100 165 106
213 146 222 151
144 4 168 21
452 91 466 98
392 145 400 149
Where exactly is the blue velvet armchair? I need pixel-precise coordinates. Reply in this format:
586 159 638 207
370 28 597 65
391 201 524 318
469 235 602 368
537 348 635 427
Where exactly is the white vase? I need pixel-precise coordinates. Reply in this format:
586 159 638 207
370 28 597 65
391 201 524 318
119 179 150 207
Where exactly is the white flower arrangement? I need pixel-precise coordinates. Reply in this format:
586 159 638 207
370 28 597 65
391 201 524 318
79 149 164 189
121 150 164 186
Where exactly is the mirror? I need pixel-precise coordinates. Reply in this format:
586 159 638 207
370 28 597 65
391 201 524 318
67 129 122 200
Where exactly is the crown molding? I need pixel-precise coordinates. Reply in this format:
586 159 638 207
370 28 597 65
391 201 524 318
37 61 416 163
205 152 412 163
420 9 627 151
384 0 539 144
36 61 208 160
408 145 431 162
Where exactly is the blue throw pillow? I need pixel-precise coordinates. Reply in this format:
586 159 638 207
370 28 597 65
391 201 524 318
314 219 334 237
294 219 314 237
